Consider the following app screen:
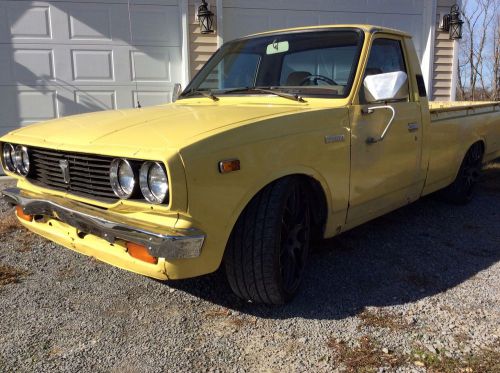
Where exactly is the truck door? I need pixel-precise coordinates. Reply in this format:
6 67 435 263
346 36 423 227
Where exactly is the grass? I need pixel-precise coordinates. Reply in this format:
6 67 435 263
0 263 28 286
327 336 406 372
358 308 408 331
411 344 500 373
326 335 500 373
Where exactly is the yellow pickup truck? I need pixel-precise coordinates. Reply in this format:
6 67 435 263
1 25 499 304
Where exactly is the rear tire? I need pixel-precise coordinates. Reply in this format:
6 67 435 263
441 143 483 205
224 176 311 304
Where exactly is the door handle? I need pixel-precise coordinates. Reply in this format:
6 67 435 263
362 105 396 144
408 123 419 132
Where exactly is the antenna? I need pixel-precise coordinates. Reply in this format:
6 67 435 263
127 0 141 108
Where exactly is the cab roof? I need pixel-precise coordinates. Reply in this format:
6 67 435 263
246 24 412 39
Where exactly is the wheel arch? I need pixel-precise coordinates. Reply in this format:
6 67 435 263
224 168 331 246
454 139 486 178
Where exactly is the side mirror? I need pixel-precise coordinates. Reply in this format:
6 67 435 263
363 71 408 103
172 83 182 102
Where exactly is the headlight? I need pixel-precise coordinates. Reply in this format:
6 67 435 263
1 143 16 172
140 162 169 204
110 159 136 199
14 145 30 176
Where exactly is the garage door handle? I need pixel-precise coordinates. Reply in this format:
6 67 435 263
408 123 419 132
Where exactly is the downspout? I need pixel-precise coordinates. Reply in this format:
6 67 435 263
216 0 224 47
421 0 437 101
180 0 191 88
450 0 463 101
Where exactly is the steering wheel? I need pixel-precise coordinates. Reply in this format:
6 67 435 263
299 74 338 86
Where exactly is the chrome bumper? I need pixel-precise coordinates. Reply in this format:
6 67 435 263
1 187 205 259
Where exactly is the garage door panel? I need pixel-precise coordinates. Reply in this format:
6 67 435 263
0 4 8 41
18 89 58 122
130 4 180 46
0 42 180 90
133 90 171 107
223 0 421 14
7 3 52 40
2 2 182 47
0 86 58 124
56 88 117 116
14 49 55 83
0 45 12 83
67 5 114 42
71 50 115 81
0 86 21 124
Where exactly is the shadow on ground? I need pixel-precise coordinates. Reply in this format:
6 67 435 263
170 163 500 320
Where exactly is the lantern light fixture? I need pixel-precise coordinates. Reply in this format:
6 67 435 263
197 0 215 34
440 4 464 40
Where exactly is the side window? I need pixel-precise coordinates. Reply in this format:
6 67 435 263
362 38 409 103
365 38 407 76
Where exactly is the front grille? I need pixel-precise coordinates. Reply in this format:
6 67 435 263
28 147 116 201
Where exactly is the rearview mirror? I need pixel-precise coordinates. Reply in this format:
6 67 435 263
172 83 182 102
363 71 408 103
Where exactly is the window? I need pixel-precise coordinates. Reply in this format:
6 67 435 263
182 30 363 99
365 38 407 75
279 45 358 87
361 38 409 103
199 53 260 90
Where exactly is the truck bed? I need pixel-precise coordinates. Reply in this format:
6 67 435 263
429 101 499 115
423 100 500 196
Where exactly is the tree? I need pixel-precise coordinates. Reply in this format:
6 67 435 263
457 0 500 101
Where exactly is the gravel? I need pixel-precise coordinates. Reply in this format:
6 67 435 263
0 162 499 372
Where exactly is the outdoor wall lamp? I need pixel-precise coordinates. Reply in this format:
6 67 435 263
440 4 464 40
197 0 215 34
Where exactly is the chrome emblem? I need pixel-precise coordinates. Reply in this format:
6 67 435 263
59 159 70 184
324 135 345 144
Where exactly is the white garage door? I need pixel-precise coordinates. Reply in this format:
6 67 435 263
0 0 183 137
222 0 425 61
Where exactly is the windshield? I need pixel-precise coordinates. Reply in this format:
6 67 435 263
181 29 364 99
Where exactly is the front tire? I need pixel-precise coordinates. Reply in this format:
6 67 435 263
441 143 483 205
224 177 311 304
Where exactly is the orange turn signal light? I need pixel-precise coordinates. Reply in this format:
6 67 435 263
126 242 158 264
16 206 33 222
218 159 240 174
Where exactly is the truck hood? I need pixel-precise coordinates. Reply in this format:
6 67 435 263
3 99 312 155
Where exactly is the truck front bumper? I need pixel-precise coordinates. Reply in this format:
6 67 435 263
2 187 205 263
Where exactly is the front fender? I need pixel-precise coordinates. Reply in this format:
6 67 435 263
169 109 350 278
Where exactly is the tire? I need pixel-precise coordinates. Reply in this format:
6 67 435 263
224 176 311 304
441 143 484 205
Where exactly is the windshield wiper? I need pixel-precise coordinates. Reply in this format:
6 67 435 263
221 87 307 103
182 89 219 101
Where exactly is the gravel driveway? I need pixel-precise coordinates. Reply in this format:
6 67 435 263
0 162 499 372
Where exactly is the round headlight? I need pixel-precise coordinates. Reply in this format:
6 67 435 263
2 143 16 172
110 159 136 199
140 162 169 204
14 145 30 176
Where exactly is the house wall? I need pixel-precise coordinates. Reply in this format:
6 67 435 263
432 0 457 101
187 0 218 79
